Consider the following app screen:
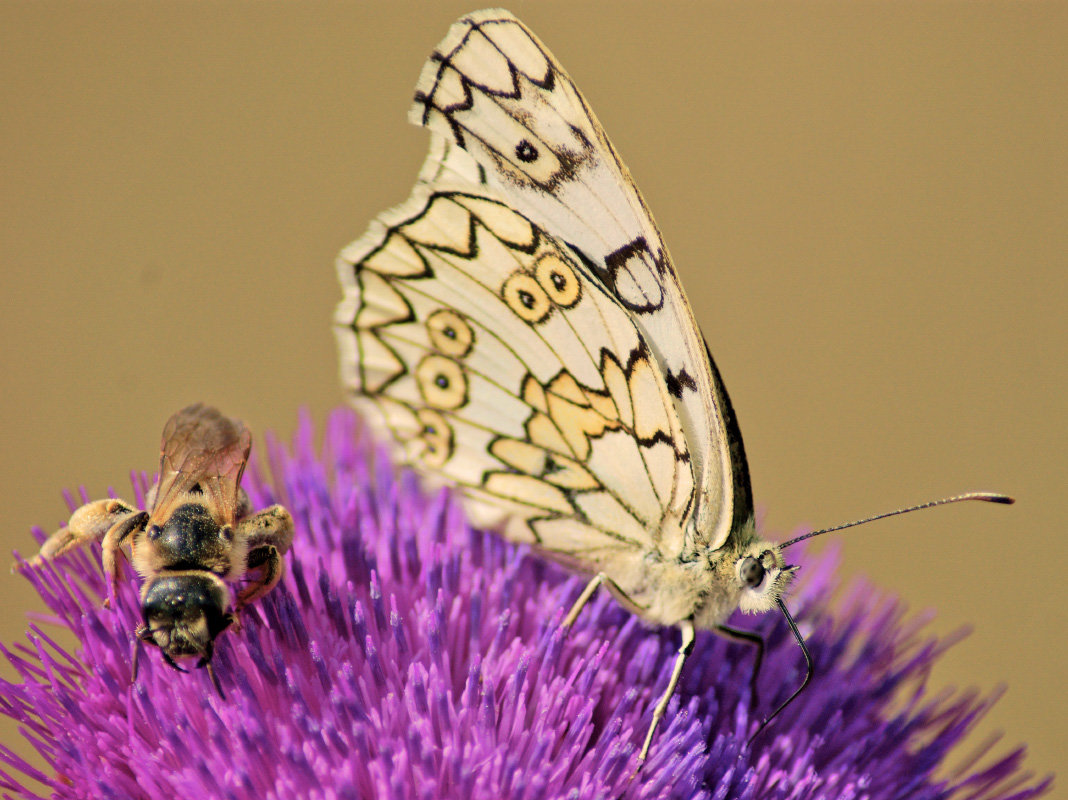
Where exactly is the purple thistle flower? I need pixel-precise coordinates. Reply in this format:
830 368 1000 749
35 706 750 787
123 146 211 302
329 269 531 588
0 409 1052 800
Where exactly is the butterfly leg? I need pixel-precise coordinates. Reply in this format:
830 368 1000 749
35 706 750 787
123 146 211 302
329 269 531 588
563 572 606 627
716 624 765 710
638 619 696 763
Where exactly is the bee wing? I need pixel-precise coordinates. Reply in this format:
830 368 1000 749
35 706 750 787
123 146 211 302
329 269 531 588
150 404 252 526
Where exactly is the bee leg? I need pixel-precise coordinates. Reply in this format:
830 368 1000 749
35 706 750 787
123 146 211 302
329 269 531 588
235 505 295 555
19 499 139 571
226 611 243 634
234 545 283 611
638 619 696 764
230 504 294 612
100 511 149 608
716 623 765 710
203 660 225 700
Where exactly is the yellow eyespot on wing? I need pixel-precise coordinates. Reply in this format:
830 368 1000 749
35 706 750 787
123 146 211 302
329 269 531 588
502 272 552 324
426 309 474 358
408 9 754 551
336 142 698 570
337 9 757 604
536 254 582 308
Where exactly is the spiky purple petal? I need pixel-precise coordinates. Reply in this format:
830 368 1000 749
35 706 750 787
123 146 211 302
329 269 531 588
0 409 1052 800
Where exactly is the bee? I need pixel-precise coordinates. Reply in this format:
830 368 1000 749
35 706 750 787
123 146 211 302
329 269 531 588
20 403 294 696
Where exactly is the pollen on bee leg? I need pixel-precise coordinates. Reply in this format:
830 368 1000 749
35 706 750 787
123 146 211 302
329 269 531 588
235 545 283 610
101 510 148 608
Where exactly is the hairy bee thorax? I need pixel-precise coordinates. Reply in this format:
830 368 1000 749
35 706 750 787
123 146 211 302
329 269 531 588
133 502 249 580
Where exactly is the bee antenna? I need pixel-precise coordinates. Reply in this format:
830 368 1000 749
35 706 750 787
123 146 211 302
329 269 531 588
780 492 1014 550
748 598 812 744
131 624 155 684
201 660 226 700
131 640 141 683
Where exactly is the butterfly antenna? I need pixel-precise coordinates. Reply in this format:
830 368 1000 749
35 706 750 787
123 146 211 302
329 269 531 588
748 598 812 744
780 492 1013 550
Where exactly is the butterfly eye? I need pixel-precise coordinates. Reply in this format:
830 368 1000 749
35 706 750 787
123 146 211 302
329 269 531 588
740 556 765 589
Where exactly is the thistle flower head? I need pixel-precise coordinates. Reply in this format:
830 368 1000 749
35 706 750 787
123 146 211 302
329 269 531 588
0 410 1051 799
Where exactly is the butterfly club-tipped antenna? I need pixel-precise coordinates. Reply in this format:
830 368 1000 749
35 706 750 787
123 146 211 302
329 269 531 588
749 491 1014 744
779 492 1014 550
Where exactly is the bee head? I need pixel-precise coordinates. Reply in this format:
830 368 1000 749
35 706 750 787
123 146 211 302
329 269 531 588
733 541 796 613
139 572 234 665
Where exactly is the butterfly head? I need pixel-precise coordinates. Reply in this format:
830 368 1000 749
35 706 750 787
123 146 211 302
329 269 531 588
733 541 796 614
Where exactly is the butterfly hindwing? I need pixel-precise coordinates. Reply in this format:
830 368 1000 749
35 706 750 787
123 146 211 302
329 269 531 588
336 136 696 573
333 10 832 762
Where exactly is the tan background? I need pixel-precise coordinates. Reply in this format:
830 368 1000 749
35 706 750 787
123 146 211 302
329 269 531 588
1 1 1063 789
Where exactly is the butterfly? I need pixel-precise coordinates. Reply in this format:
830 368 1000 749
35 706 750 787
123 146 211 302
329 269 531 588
333 8 1010 761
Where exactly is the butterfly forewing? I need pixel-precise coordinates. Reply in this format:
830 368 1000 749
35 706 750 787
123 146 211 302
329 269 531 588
336 135 696 576
332 8 1012 762
410 9 751 549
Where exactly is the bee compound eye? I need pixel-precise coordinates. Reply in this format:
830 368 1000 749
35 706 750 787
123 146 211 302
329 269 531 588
147 525 162 540
740 556 766 589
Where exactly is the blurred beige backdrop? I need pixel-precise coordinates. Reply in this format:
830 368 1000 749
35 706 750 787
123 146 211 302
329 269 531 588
1 1 1063 789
